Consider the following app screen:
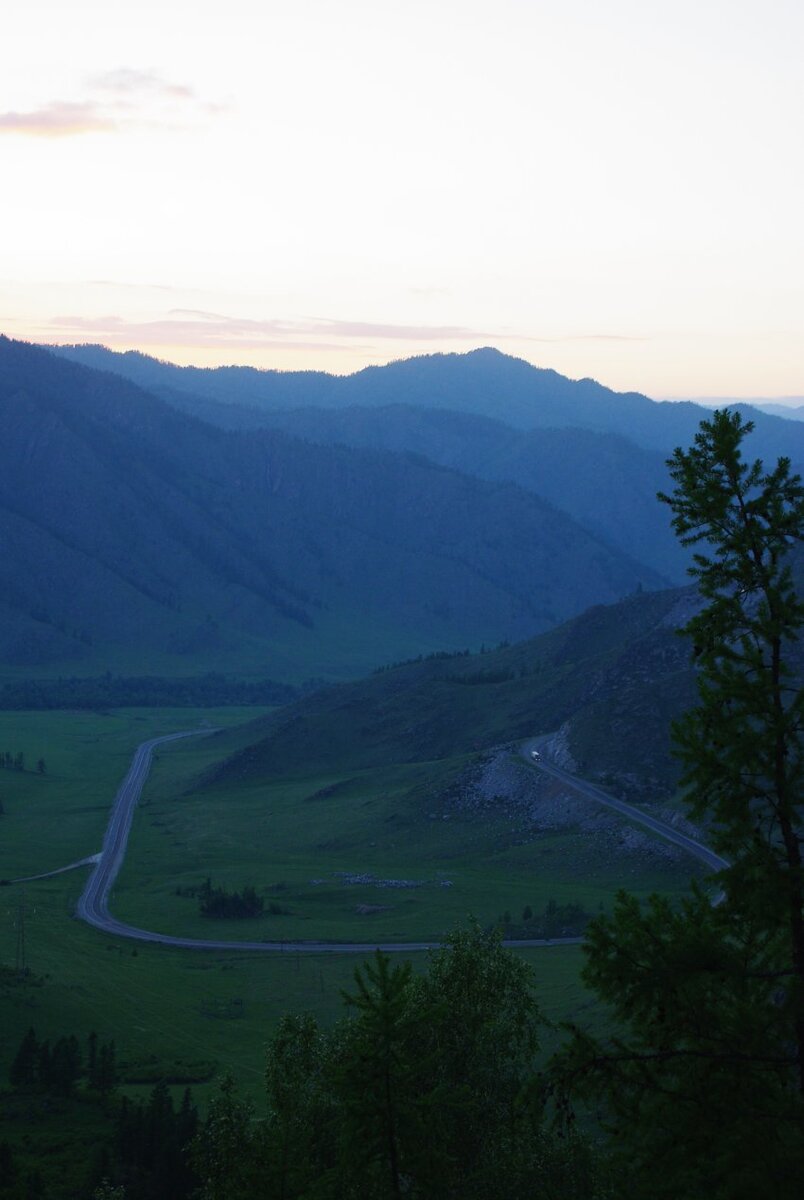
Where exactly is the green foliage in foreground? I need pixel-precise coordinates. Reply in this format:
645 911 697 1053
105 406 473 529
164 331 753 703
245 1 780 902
552 411 804 1198
1 1023 199 1200
194 926 612 1200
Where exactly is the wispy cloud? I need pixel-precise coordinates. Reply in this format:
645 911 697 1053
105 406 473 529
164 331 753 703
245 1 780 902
0 69 218 139
303 317 486 341
0 102 116 138
87 279 183 293
524 332 648 344
89 68 195 101
47 310 492 349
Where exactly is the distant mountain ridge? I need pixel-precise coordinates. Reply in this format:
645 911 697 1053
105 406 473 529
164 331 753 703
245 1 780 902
49 343 804 586
51 343 682 444
0 337 663 676
751 402 804 422
50 343 804 465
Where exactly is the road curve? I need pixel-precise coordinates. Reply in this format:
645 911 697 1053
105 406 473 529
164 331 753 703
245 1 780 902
72 733 726 955
521 741 728 872
75 731 582 954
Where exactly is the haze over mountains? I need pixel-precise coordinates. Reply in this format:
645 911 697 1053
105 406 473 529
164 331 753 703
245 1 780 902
52 342 804 586
53 341 804 455
4 335 800 688
752 401 804 421
1 337 663 678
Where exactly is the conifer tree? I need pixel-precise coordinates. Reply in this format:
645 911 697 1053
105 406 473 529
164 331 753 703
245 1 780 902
659 408 804 1084
337 953 424 1199
554 410 804 1198
9 1027 39 1088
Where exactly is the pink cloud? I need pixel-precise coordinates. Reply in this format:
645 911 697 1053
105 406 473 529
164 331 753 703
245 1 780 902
0 70 216 139
0 102 115 137
47 311 491 348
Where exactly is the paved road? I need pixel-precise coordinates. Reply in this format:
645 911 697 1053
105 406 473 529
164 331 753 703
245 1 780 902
65 732 724 955
71 731 582 953
76 731 218 936
520 740 728 872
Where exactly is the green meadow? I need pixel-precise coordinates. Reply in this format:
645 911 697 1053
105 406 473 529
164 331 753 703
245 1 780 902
0 602 494 689
0 706 703 1103
0 863 591 1107
0 707 272 880
115 740 701 944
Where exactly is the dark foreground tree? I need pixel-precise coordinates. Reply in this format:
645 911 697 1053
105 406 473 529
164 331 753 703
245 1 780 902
194 925 609 1200
553 410 804 1199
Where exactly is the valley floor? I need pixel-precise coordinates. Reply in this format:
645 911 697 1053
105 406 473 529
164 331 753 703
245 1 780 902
0 706 706 1102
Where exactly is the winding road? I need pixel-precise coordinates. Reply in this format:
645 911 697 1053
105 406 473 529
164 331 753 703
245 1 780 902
31 730 725 955
520 740 728 872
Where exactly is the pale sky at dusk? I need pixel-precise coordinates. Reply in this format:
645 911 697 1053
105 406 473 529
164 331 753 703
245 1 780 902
1 0 802 399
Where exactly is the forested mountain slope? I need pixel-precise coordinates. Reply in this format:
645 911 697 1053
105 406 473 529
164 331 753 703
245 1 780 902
52 344 804 585
1 337 662 675
228 406 689 581
52 342 804 463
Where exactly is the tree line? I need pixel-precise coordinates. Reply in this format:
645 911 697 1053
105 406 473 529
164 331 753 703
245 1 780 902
197 877 265 920
2 1028 199 1200
0 674 299 711
9 1027 115 1098
496 898 590 939
193 926 607 1200
0 753 45 773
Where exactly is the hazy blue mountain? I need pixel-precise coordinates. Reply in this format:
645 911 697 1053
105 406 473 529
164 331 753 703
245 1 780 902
1 337 664 675
750 402 804 422
49 342 343 410
50 344 804 466
49 345 803 586
224 405 689 581
55 387 686 580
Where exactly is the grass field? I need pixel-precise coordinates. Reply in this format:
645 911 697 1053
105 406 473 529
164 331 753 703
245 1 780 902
0 705 702 1104
112 731 704 945
0 866 592 1107
0 603 495 689
0 707 272 880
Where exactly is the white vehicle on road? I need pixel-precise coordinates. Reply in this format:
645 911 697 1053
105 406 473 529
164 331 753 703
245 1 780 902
530 749 541 761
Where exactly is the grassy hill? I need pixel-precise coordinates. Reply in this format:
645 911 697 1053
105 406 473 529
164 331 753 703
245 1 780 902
199 585 698 801
76 585 718 955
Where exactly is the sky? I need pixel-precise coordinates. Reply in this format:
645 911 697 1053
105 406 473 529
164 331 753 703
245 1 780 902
1 0 802 400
